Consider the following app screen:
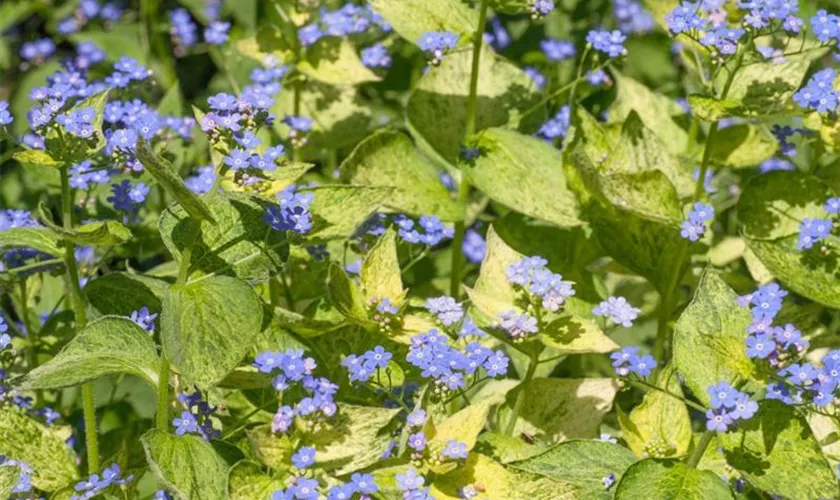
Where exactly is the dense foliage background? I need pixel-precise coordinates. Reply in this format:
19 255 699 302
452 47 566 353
3 0 840 498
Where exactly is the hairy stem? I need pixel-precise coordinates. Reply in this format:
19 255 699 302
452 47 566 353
449 0 488 298
503 348 540 436
19 280 42 406
685 430 715 468
61 169 99 473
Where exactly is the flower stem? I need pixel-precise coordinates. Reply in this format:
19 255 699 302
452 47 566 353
19 280 43 406
503 348 540 436
156 357 170 430
61 168 99 473
450 0 489 299
625 378 706 412
685 430 715 468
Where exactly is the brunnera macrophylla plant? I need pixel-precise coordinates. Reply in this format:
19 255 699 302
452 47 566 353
5 0 840 499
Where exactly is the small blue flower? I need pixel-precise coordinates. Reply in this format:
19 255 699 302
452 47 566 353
540 39 575 61
705 408 732 432
396 468 425 491
361 43 392 68
350 473 378 494
204 21 230 45
407 409 427 427
425 296 464 326
441 440 468 460
530 0 555 17
811 9 840 43
408 431 427 451
592 296 640 327
708 381 739 409
291 446 316 469
462 228 486 264
0 101 13 126
130 306 158 332
745 332 776 359
586 30 627 58
797 217 832 250
825 197 840 215
418 31 459 65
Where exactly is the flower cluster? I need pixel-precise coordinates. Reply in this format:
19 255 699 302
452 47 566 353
283 115 314 149
586 30 627 58
418 31 459 65
0 101 12 126
264 186 314 235
129 306 157 332
71 463 133 500
56 1 123 35
273 472 379 500
169 9 199 54
425 296 464 326
496 310 538 341
541 39 575 62
172 390 220 440
396 468 433 500
20 38 55 63
361 43 392 69
108 179 150 217
253 349 338 433
793 68 838 115
369 298 401 335
705 382 757 432
297 4 390 47
204 21 230 45
0 316 10 351
394 215 454 246
593 296 641 327
536 106 571 144
611 346 657 377
404 409 469 466
185 166 216 194
505 256 576 312
615 0 654 34
680 202 714 242
793 196 839 250
530 0 556 19
342 345 393 383
811 9 840 43
407 328 510 393
462 228 486 264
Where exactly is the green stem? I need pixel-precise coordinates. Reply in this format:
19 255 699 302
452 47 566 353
449 0 488 299
156 357 170 430
60 168 99 473
685 430 715 468
653 45 746 362
503 349 540 436
626 379 706 412
19 280 42 406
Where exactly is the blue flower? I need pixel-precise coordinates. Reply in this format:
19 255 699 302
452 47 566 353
350 473 378 494
291 446 316 469
730 394 758 420
0 101 13 126
705 408 732 432
361 43 391 68
793 68 839 115
497 310 538 341
396 468 425 491
615 0 654 34
759 158 794 173
530 0 555 18
540 39 576 61
169 9 198 50
407 409 427 427
745 332 776 359
108 180 148 214
586 30 627 58
780 362 818 386
185 166 216 194
825 197 840 215
418 31 459 65
130 307 157 332
204 21 230 45
592 296 640 327
811 9 840 43
408 431 427 451
462 228 486 264
708 381 739 409
665 3 708 34
680 219 706 241
264 186 314 235
797 217 832 250
425 296 464 326
700 27 744 55
483 350 510 377
536 106 571 142
441 440 468 459
773 323 803 350
602 472 617 490
524 66 547 89
289 477 319 499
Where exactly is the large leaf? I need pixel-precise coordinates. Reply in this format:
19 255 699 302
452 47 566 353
368 0 479 43
136 140 215 223
141 430 229 500
327 263 375 328
708 124 778 168
498 378 617 443
614 458 733 499
19 316 160 389
340 130 463 221
407 46 545 163
738 171 840 308
69 25 145 61
465 128 582 227
540 316 619 354
298 38 380 86
305 404 400 475
361 228 404 304
0 227 62 256
303 185 392 242
162 276 263 388
672 270 757 406
159 191 288 281
511 440 637 500
610 72 687 155
617 365 692 458
430 454 578 500
0 408 78 492
37 214 132 247
246 426 292 472
718 401 837 499
228 461 285 500
84 272 168 317
0 464 20 499
429 398 495 452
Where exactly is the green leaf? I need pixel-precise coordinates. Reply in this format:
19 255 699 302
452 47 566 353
361 228 404 304
708 124 778 168
298 38 380 86
69 25 145 62
511 440 638 500
687 95 748 122
540 316 619 354
141 430 229 500
48 90 111 165
498 378 618 444
738 171 840 308
475 432 550 464
466 128 582 227
340 130 463 221
718 401 837 499
367 0 478 43
272 81 374 154
136 140 215 223
37 205 132 246
0 227 62 256
0 408 78 491
0 463 20 499
159 192 288 281
274 301 349 338
19 316 160 390
327 263 374 327
488 0 530 14
472 224 524 307
162 276 263 388
246 426 292 472
235 27 295 64
672 270 757 406
305 404 400 475
303 185 392 242
610 72 687 155
614 458 734 499
431 454 578 500
407 46 545 163
12 148 63 168
228 461 286 500
617 365 692 458
84 272 167 317
157 82 185 116
429 398 495 452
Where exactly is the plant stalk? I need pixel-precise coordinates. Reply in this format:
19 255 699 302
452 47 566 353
61 168 99 473
450 0 489 298
503 348 540 436
685 430 715 468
